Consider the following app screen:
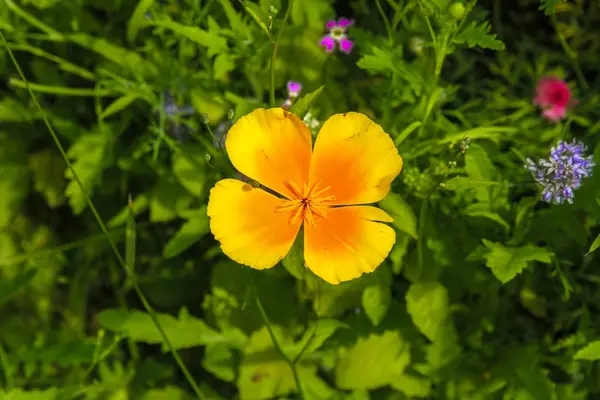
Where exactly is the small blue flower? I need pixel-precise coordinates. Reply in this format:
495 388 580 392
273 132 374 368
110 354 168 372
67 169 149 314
525 139 595 204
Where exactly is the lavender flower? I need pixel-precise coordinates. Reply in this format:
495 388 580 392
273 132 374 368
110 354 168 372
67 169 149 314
525 139 595 204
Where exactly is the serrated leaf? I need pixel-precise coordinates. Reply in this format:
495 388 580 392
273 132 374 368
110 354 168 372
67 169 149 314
406 282 450 341
98 308 244 350
378 192 417 239
454 21 505 51
482 240 554 283
289 85 324 119
64 130 112 214
362 284 391 326
150 20 227 57
357 47 423 93
127 0 154 44
335 331 410 390
218 0 250 37
574 340 600 360
463 203 510 232
163 209 209 259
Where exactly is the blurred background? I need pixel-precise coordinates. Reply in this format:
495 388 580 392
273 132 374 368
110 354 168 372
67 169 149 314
1 0 600 399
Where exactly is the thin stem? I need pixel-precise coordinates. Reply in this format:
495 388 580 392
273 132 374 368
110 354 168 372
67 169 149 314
0 30 206 400
270 0 295 107
254 285 305 400
550 14 588 90
375 0 394 44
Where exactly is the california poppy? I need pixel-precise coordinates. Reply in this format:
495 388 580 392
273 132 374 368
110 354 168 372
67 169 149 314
207 108 402 284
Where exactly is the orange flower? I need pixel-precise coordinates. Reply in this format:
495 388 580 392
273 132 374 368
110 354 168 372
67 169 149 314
207 108 403 284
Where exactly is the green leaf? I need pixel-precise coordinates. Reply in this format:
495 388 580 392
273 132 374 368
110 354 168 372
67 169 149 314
150 20 228 57
0 388 59 400
108 194 149 227
574 340 600 360
100 94 141 119
406 282 450 341
281 237 305 279
69 33 154 76
289 85 324 119
64 129 112 214
140 387 194 400
362 284 391 327
0 134 29 228
203 343 236 382
482 240 554 284
539 0 563 15
29 150 66 208
335 331 410 390
213 53 236 81
17 339 98 367
288 319 347 360
98 308 245 350
454 21 505 51
0 269 36 309
149 178 192 222
357 47 423 93
172 146 207 196
163 209 210 259
237 326 315 399
0 97 36 122
127 0 155 44
463 203 510 232
217 0 250 37
586 234 600 256
443 176 502 191
378 192 417 239
391 374 432 398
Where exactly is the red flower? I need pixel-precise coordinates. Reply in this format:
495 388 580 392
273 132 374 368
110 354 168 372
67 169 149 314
533 77 573 122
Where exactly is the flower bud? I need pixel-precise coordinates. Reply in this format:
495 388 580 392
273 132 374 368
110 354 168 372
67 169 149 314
449 2 465 19
268 5 278 15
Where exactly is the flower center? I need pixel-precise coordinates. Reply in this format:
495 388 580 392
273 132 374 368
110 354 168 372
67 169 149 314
275 179 336 226
330 27 345 40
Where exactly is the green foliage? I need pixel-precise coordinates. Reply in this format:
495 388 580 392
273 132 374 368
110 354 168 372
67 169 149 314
1 0 600 398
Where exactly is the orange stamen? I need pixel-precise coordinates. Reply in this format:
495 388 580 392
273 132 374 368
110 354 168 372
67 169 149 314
275 178 336 226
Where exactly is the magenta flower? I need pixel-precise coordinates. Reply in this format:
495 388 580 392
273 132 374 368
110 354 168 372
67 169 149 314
533 77 573 122
320 18 354 54
287 81 302 98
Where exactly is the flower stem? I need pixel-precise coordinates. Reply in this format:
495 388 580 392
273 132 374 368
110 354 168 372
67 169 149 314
254 284 305 399
0 30 207 400
375 0 394 44
270 0 295 107
550 14 588 90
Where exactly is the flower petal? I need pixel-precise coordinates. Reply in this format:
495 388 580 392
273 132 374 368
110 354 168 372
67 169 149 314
337 18 354 28
542 106 566 121
304 206 395 284
325 20 338 30
339 37 353 54
208 179 301 269
225 108 312 199
320 35 336 52
310 112 402 205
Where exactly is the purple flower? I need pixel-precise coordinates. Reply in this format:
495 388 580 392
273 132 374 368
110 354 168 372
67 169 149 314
525 139 595 204
320 18 354 54
162 92 194 117
287 81 302 98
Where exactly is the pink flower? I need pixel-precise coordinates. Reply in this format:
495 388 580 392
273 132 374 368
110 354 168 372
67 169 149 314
287 81 302 98
320 18 354 54
533 77 573 122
